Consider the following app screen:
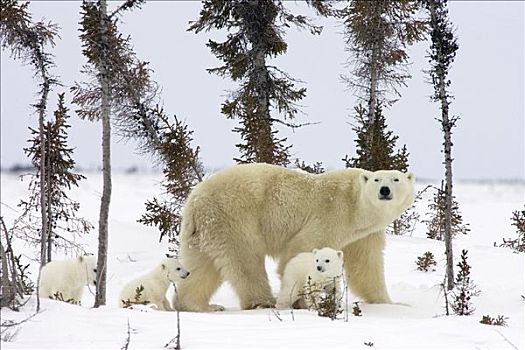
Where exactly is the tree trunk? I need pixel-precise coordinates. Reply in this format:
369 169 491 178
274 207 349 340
366 32 380 166
442 96 454 291
253 48 274 164
35 55 50 312
429 0 454 291
94 0 112 308
0 225 15 309
46 130 53 263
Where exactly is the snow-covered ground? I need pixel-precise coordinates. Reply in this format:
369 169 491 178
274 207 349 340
1 172 523 349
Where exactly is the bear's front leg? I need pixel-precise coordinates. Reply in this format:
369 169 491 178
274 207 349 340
162 297 174 311
342 230 392 304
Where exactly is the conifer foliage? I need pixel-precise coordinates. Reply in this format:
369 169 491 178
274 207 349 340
342 104 409 172
189 0 324 165
497 207 525 253
424 182 469 241
415 251 437 272
20 93 92 261
138 111 204 248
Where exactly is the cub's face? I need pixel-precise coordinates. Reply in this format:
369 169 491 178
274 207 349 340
78 255 97 286
361 170 415 210
312 247 344 277
163 258 190 283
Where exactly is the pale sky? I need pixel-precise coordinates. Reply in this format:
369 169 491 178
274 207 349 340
1 1 524 181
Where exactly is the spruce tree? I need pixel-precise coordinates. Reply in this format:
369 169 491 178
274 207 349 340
339 2 426 235
1 0 59 311
189 0 325 165
340 0 426 129
20 93 93 261
424 182 469 241
72 1 204 255
74 0 159 307
425 0 460 290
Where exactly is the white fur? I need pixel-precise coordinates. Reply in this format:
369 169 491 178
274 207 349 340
276 247 344 309
39 255 97 304
119 257 189 311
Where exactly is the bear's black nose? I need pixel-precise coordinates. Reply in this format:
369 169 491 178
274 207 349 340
317 266 322 272
380 186 391 196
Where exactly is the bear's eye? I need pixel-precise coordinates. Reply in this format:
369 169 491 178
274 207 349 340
316 259 319 263
393 178 399 182
176 267 181 271
325 259 330 263
374 179 380 182
93 268 97 273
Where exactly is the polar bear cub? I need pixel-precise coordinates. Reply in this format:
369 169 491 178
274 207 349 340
276 247 344 309
119 257 189 311
39 255 97 304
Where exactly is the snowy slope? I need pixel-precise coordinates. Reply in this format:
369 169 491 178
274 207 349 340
1 173 523 349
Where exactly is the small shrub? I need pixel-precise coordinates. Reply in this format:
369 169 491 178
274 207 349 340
299 276 343 320
121 285 149 308
480 315 508 326
450 250 480 316
352 301 363 317
495 207 525 253
294 159 325 174
14 255 35 294
49 291 79 305
416 251 437 272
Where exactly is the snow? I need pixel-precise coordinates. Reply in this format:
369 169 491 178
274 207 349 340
1 173 523 349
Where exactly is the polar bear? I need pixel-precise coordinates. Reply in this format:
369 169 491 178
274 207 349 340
119 257 189 311
276 247 344 309
39 255 97 304
175 163 415 311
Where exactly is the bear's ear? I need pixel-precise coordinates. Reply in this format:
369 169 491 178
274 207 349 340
312 248 318 254
406 172 415 183
337 251 343 259
360 170 373 184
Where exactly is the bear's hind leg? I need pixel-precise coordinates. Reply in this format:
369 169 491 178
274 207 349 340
175 247 223 312
276 277 301 309
217 251 275 310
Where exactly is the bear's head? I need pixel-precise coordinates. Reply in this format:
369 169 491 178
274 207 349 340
312 247 344 277
360 169 415 213
161 257 190 283
78 255 97 286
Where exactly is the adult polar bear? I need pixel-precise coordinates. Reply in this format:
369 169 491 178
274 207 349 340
176 163 415 311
